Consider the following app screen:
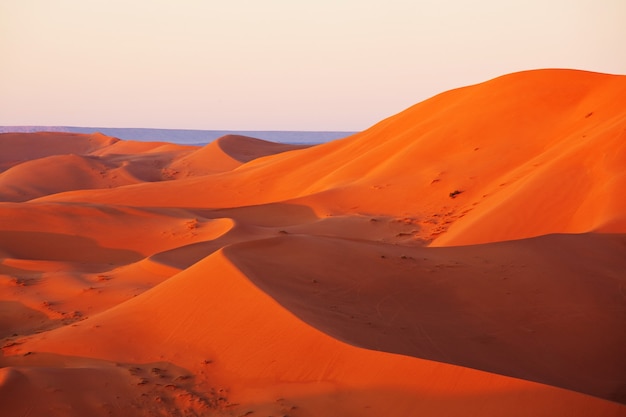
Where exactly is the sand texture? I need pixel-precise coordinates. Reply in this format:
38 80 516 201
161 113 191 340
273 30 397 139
1 69 625 416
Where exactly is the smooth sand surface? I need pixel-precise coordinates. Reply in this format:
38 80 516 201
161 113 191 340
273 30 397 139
1 69 625 416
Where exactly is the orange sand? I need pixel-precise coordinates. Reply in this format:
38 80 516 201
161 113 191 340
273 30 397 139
1 69 625 416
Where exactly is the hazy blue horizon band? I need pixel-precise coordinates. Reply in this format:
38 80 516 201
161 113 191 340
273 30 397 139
0 126 357 145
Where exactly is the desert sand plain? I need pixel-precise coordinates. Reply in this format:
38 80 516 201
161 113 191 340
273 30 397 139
1 69 625 416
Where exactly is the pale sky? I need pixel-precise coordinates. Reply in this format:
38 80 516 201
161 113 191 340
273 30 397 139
1 0 625 131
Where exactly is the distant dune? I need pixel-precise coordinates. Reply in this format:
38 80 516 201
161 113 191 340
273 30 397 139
168 134 310 176
0 126 355 145
1 69 625 416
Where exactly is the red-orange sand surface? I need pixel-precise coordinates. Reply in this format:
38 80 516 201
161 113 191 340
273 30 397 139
1 69 625 416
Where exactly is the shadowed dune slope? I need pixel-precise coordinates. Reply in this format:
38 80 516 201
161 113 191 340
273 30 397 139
224 233 626 402
35 70 626 246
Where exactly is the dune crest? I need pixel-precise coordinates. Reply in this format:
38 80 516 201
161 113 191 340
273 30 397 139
1 69 625 415
168 134 309 176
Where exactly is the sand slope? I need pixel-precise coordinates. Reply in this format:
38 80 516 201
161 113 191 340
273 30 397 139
225 233 626 401
33 70 626 244
5 249 623 416
1 69 625 416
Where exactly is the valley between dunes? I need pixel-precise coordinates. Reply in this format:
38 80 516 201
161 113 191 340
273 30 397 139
1 69 625 416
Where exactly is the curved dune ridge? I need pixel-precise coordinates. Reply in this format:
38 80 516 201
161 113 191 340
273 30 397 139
168 134 310 176
1 69 625 416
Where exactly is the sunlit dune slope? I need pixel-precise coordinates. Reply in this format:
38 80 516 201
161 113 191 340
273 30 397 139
8 249 622 417
0 201 236 337
36 69 626 245
0 203 233 262
0 154 140 202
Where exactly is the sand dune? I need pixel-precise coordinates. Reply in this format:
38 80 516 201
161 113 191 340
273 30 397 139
1 69 625 416
0 132 117 167
0 154 138 202
5 250 622 416
33 71 626 244
225 233 626 401
168 134 309 176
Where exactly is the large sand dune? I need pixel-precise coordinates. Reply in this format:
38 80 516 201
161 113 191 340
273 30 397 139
1 69 625 416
